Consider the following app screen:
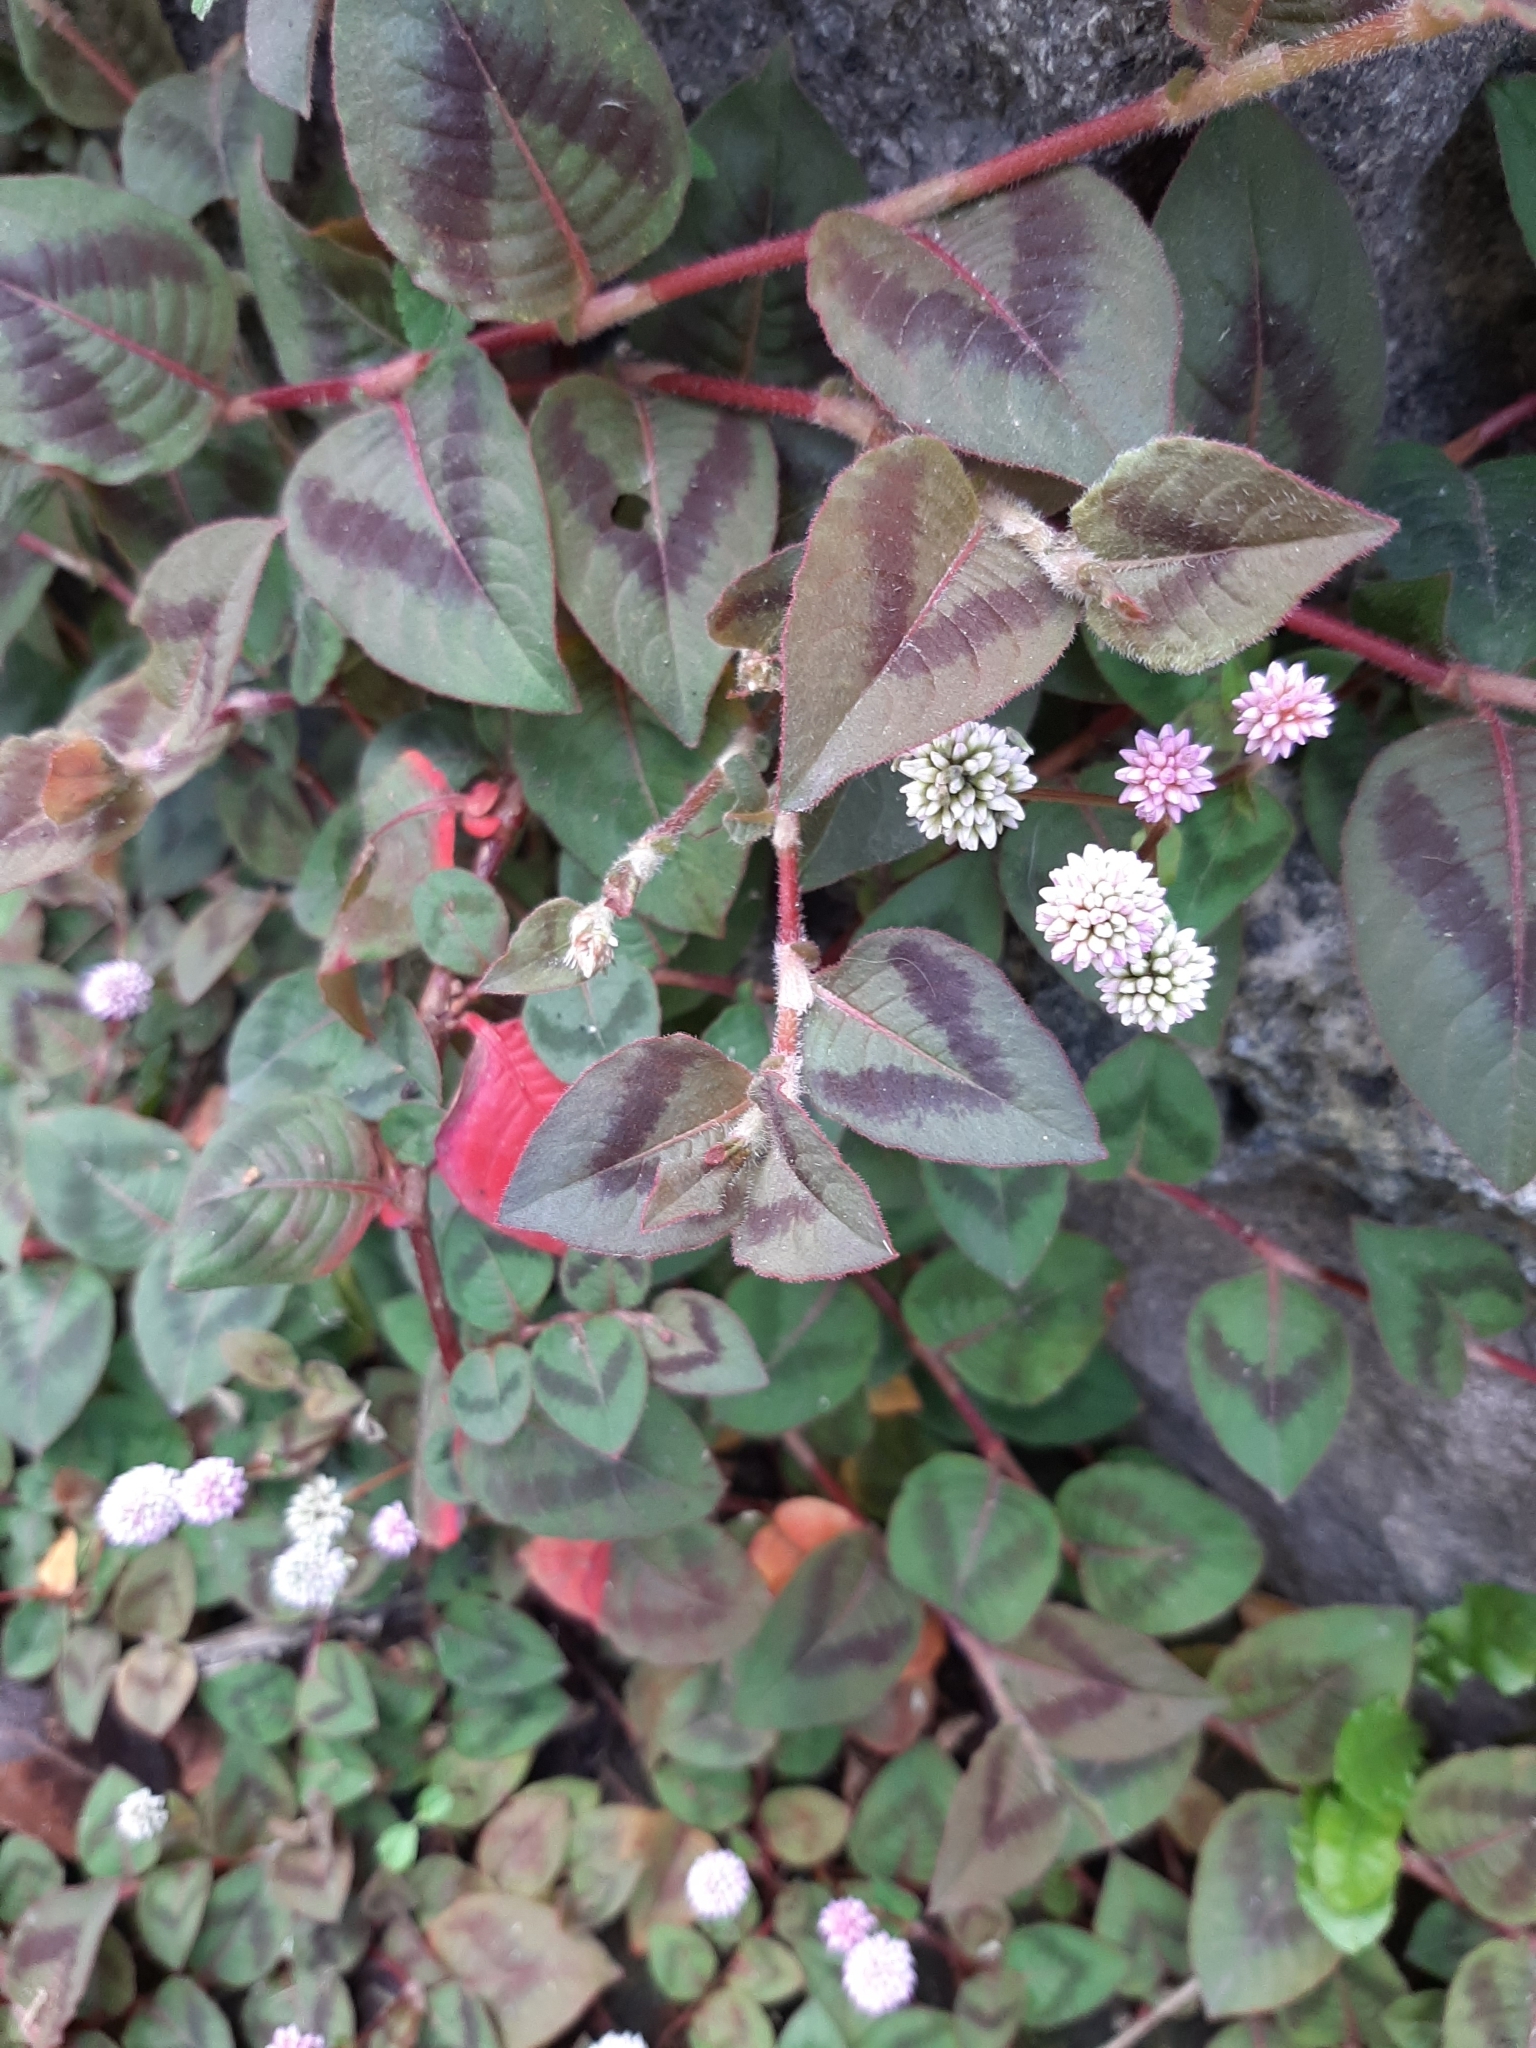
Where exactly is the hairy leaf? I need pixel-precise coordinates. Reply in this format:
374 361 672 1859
332 0 690 326
0 1259 113 1454
0 177 234 482
122 45 296 220
887 1453 1060 1642
733 1531 922 1730
1188 1272 1352 1499
1191 1792 1339 2016
1212 1605 1415 1786
809 171 1177 483
1069 437 1395 671
1352 1221 1524 1398
1056 1461 1263 1636
929 1723 1068 1914
8 0 178 128
532 377 777 744
730 1076 893 1282
284 346 572 712
463 1390 723 1538
779 438 1076 810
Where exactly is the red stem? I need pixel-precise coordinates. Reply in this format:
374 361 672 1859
772 817 804 1059
781 1428 863 1516
14 530 135 609
1443 391 1536 467
13 0 137 104
1286 602 1536 716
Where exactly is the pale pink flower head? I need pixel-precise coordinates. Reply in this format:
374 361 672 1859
1036 843 1169 974
1115 724 1215 826
842 1932 917 2017
1232 659 1335 763
175 1457 246 1527
1097 921 1216 1033
267 2030 325 2048
78 958 153 1022
818 1895 879 1958
685 1847 752 1920
368 1501 419 1560
97 1464 183 1547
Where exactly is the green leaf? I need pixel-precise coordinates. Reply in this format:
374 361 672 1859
1191 1791 1340 2017
8 0 179 127
426 1891 622 2048
169 1092 380 1289
2 1598 66 1680
172 885 274 1005
134 1862 213 1974
1004 1925 1128 2028
1408 1750 1536 1925
1187 1272 1352 1499
190 1862 292 1987
1155 105 1384 492
1445 1941 1536 2048
887 1453 1060 1643
284 346 572 713
0 1258 114 1454
1056 1461 1261 1636
332 0 689 327
464 1388 723 1538
532 1313 648 1455
450 1343 534 1444
1364 447 1536 671
712 1274 876 1433
732 1531 923 1731
985 1342 1141 1447
199 1662 298 1744
531 377 777 745
731 1077 893 1284
862 852 1005 961
0 731 153 895
1093 1854 1189 1998
523 955 662 1082
602 1523 772 1664
225 970 356 1110
917 1162 1067 1290
760 1786 850 1868
110 1538 196 1639
0 177 234 483
1211 1606 1415 1786
1070 437 1395 671
1292 1790 1400 1950
630 41 866 384
1489 76 1536 266
1078 1040 1222 1185
3 1879 121 2045
1351 1221 1524 1398
803 928 1101 1168
123 1975 233 2048
1164 781 1295 938
929 1723 1068 1915
412 870 510 979
641 1288 767 1398
903 1238 1121 1408
652 1919 722 1999
438 1205 552 1328
122 47 295 220
848 1742 961 1888
778 438 1075 810
296 1641 379 1738
22 1106 189 1268
1333 1700 1424 1823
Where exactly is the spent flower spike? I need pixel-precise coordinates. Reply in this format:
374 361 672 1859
369 1501 419 1559
564 901 618 979
1115 724 1216 825
114 1787 168 1844
1036 843 1169 974
96 1464 183 1548
1097 921 1216 1032
78 958 154 1021
285 1474 352 1545
842 1933 918 2017
269 1542 352 1615
1232 659 1336 763
818 1895 879 1957
685 1847 753 1920
175 1457 246 1527
896 721 1035 852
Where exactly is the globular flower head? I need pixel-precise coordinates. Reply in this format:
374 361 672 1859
96 1464 183 1548
590 2035 647 2048
284 1474 351 1545
267 2031 326 2048
269 1541 352 1615
369 1501 419 1560
897 721 1036 852
114 1786 168 1844
1232 659 1336 763
1097 920 1216 1032
818 1895 879 1958
175 1457 246 1527
842 1933 917 2017
1036 843 1169 974
685 1847 753 1921
564 902 618 980
1115 724 1216 826
78 958 154 1022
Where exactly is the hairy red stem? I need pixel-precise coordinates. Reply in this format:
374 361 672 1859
14 530 135 608
1286 603 1536 715
1443 391 1536 466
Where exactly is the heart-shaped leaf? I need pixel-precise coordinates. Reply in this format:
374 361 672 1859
602 1523 773 1664
285 346 572 712
450 1342 535 1443
135 1864 214 1974
641 1288 767 1398
1351 1221 1525 1398
985 1604 1217 1764
1078 1040 1222 1185
463 1390 723 1538
808 171 1178 484
1444 1942 1536 2048
887 1453 1060 1644
1187 1272 1352 1499
1069 437 1395 671
779 437 1076 811
1344 718 1536 1193
113 1637 198 1738
10 0 179 128
532 1313 648 1455
1213 1606 1415 1786
730 1077 893 1283
732 1531 922 1730
1056 1462 1263 1635
847 1743 960 1886
169 1091 381 1289
332 0 689 327
0 1259 114 1454
929 1723 1068 1914
904 1239 1121 1409
123 1974 233 2048
0 177 234 483
1191 1791 1341 2016
531 377 777 745
122 45 296 221
22 1107 189 1269
804 927 1102 1167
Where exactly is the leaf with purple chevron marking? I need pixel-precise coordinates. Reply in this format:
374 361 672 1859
1343 718 1536 1193
531 376 778 745
929 1722 1070 1914
802 927 1102 1168
498 1036 754 1257
731 1531 923 1730
778 437 1076 811
1069 437 1396 671
982 1604 1218 1765
708 543 802 654
1191 1792 1341 2016
1187 1271 1352 1499
331 0 690 328
10 0 180 130
1156 107 1385 493
283 345 572 713
729 1074 893 1282
808 171 1179 485
132 518 283 751
602 1522 772 1664
0 176 235 484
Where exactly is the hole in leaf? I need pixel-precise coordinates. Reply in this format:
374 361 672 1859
611 494 650 532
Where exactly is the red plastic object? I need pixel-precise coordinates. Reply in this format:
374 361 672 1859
521 1537 612 1626
434 1015 567 1252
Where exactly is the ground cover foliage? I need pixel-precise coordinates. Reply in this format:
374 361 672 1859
2 3 1536 2048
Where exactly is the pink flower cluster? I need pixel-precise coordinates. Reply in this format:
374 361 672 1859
1115 724 1215 826
1232 659 1336 763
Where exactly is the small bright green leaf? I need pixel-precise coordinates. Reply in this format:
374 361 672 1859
1334 1700 1424 1823
1188 1272 1352 1499
887 1453 1060 1643
1078 1040 1221 1185
732 1532 922 1731
1212 1605 1415 1786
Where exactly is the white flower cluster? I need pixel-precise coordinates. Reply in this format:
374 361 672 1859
816 1895 916 2016
78 958 154 1021
114 1787 168 1844
268 1475 354 1616
1037 843 1215 1033
96 1459 246 1548
896 721 1036 852
684 1847 753 1921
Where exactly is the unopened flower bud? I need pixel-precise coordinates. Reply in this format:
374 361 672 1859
564 902 618 979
